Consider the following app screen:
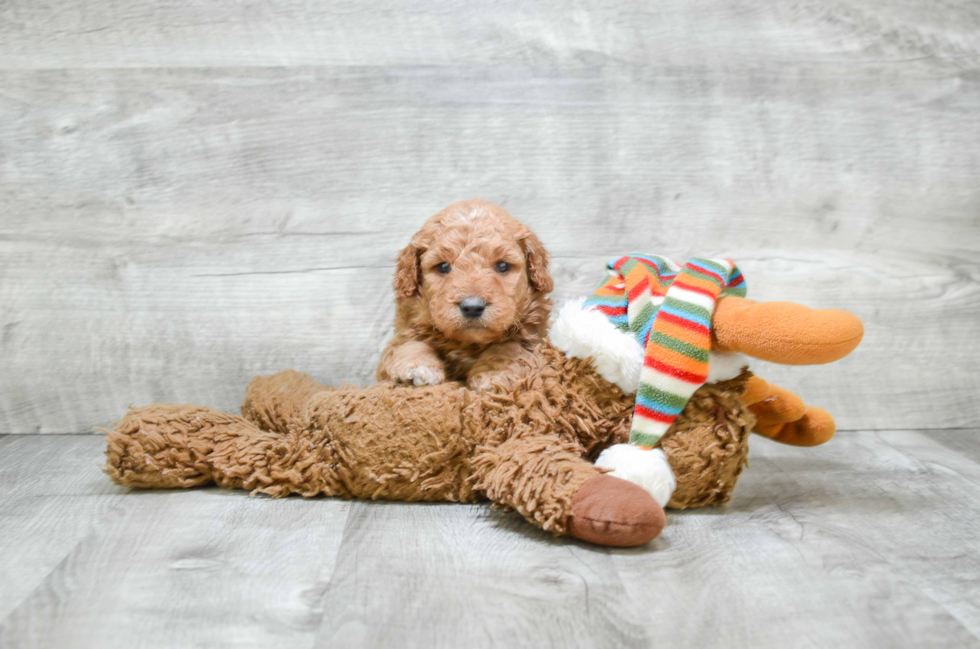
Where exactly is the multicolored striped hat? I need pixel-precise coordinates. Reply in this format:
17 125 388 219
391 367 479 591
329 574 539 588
584 254 746 446
548 254 747 506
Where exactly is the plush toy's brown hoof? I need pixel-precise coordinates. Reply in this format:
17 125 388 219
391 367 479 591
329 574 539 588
566 475 665 547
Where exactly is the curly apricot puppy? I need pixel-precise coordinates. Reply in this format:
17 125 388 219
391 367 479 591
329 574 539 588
377 199 553 390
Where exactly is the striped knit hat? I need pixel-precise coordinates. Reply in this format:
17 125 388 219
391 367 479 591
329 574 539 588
583 255 746 448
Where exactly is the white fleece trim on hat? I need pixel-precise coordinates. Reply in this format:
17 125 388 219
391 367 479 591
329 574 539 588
594 445 676 507
548 297 748 395
548 297 644 393
706 350 749 383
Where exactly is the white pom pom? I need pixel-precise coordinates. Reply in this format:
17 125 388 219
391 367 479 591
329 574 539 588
595 445 676 507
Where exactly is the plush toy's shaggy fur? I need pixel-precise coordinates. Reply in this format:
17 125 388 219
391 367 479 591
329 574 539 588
105 343 753 538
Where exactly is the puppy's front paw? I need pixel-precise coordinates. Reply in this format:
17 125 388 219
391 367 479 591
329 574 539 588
395 364 446 386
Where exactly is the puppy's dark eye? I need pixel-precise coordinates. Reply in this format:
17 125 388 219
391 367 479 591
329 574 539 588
436 262 452 274
494 261 510 273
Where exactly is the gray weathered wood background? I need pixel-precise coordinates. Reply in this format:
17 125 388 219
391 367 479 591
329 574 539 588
1 0 978 434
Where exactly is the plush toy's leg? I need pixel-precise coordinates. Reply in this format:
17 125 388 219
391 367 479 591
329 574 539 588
660 380 753 509
712 296 864 365
247 374 660 537
749 383 806 425
741 375 771 406
242 369 331 434
742 377 837 447
104 404 262 489
754 406 836 447
473 434 665 547
300 381 484 503
104 403 347 498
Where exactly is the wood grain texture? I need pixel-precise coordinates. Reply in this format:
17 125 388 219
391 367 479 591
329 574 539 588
1 430 979 648
0 436 123 620
1 0 977 69
1 1 978 434
315 502 641 647
615 430 980 647
0 435 352 647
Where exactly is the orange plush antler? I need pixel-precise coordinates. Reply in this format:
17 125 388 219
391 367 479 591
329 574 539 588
741 376 836 446
712 297 864 365
711 297 862 447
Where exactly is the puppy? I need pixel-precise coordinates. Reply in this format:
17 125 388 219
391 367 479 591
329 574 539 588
377 199 553 390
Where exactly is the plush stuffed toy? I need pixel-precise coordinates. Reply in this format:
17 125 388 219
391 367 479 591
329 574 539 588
104 255 863 547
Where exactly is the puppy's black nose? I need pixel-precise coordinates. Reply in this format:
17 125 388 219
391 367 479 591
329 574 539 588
459 297 486 319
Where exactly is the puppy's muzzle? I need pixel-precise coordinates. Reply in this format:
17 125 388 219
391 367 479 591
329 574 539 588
459 297 486 319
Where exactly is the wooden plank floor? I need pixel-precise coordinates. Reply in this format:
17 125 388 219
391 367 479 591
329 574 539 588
1 431 978 648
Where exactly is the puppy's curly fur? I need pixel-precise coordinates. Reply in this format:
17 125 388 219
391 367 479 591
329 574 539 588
377 199 553 389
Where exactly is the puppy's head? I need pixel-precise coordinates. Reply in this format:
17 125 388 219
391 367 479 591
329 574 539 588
394 199 553 344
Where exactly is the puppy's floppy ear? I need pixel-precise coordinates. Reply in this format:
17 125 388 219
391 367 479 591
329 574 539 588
393 241 422 299
520 229 553 293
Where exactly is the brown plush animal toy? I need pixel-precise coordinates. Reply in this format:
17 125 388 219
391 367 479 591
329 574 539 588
104 284 863 548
